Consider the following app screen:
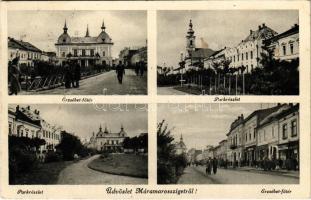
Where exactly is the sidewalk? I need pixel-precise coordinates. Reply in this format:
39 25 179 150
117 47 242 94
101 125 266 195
224 166 299 179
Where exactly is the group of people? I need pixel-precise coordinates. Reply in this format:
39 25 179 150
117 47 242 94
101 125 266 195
206 157 218 175
134 61 145 77
64 61 81 88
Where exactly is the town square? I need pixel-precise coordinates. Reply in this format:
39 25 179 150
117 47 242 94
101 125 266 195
8 11 147 95
157 10 299 95
157 103 299 184
8 104 148 184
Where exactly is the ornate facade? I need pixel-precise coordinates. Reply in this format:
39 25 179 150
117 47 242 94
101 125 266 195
55 20 113 67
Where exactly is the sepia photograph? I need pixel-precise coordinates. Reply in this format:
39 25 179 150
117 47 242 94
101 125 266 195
8 104 148 185
157 10 299 95
8 10 147 95
157 103 299 184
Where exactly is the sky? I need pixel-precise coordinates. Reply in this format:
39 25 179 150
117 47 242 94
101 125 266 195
10 104 148 141
157 10 299 68
157 103 278 150
8 10 147 58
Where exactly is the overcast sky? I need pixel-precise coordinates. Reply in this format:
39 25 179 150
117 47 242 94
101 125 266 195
10 104 148 141
157 10 298 68
8 10 147 58
157 103 278 150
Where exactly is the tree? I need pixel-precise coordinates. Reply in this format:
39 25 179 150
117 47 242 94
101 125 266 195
56 131 85 160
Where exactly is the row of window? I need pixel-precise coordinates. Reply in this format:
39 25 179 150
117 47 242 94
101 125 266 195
228 50 254 63
10 51 40 60
61 50 106 58
281 43 295 56
42 130 60 140
100 140 120 145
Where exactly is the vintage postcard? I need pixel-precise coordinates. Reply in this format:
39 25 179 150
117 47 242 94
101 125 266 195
0 0 310 199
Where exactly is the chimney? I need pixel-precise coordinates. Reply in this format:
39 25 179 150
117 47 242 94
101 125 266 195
258 25 262 30
37 111 40 115
16 105 19 112
27 106 30 110
289 103 293 107
277 103 281 106
241 114 244 119
250 29 253 34
262 23 266 28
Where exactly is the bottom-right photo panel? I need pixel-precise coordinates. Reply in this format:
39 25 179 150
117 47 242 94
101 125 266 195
157 103 299 184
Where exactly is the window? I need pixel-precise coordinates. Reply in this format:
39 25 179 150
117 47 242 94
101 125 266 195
190 40 193 46
290 43 294 55
233 56 235 62
245 133 247 142
272 126 274 138
82 49 86 56
74 49 78 57
102 51 105 56
242 53 244 60
238 55 239 61
291 120 297 137
246 52 248 60
90 49 94 56
251 64 253 72
62 52 65 58
250 51 253 59
282 124 288 139
282 45 286 56
263 130 266 141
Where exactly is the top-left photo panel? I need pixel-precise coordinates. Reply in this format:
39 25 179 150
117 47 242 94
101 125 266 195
7 10 147 95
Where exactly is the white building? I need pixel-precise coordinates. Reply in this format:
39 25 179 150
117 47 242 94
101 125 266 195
55 20 113 67
266 24 299 61
88 124 127 152
174 134 187 155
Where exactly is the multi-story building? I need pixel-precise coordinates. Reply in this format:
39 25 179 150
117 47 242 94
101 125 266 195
8 105 61 153
266 24 299 61
8 37 43 67
202 145 214 160
277 104 299 165
218 139 228 161
243 105 282 166
55 20 113 67
227 114 244 166
88 124 127 152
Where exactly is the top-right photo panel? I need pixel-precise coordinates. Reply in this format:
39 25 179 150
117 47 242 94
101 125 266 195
157 10 299 95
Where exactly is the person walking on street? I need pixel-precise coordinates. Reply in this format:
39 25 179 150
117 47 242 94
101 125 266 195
139 61 145 77
8 58 21 95
212 157 218 174
206 158 212 175
116 61 125 84
64 62 72 88
74 61 81 88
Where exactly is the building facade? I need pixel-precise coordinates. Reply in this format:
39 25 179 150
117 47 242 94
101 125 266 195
88 124 127 152
55 20 113 67
8 105 61 153
8 37 43 67
174 134 187 155
266 24 299 61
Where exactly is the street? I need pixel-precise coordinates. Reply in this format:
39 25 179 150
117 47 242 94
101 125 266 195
25 69 147 95
177 166 299 184
57 155 147 184
157 86 188 95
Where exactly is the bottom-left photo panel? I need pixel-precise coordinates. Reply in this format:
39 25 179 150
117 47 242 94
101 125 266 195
8 104 148 185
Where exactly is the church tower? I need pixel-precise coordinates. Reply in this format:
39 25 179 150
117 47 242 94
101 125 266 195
85 24 90 37
186 19 196 53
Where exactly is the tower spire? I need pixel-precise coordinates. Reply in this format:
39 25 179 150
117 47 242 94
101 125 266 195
101 19 106 31
63 20 68 33
99 124 102 131
186 19 196 52
180 134 183 142
85 24 90 37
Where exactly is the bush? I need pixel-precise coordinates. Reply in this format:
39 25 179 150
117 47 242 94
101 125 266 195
45 151 62 163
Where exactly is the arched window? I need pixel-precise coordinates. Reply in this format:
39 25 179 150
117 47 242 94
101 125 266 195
103 51 105 56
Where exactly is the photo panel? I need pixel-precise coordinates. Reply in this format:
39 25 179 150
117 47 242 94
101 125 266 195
8 104 148 185
157 10 299 96
157 103 299 184
8 10 148 95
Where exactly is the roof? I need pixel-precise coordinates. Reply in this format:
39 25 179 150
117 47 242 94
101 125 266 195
243 24 278 43
8 37 42 52
244 104 283 124
15 107 41 127
70 36 98 43
175 141 187 149
188 48 215 59
266 24 299 43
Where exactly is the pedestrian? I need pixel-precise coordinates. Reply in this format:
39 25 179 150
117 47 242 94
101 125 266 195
8 59 21 95
74 61 81 88
139 61 145 76
135 62 139 76
212 157 218 174
206 158 212 175
64 62 72 88
116 61 125 84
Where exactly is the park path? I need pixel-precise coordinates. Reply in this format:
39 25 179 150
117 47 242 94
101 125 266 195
57 155 147 185
157 86 188 95
25 69 147 95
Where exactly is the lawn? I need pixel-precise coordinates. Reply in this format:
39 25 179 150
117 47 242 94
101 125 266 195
88 154 148 178
11 161 74 185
